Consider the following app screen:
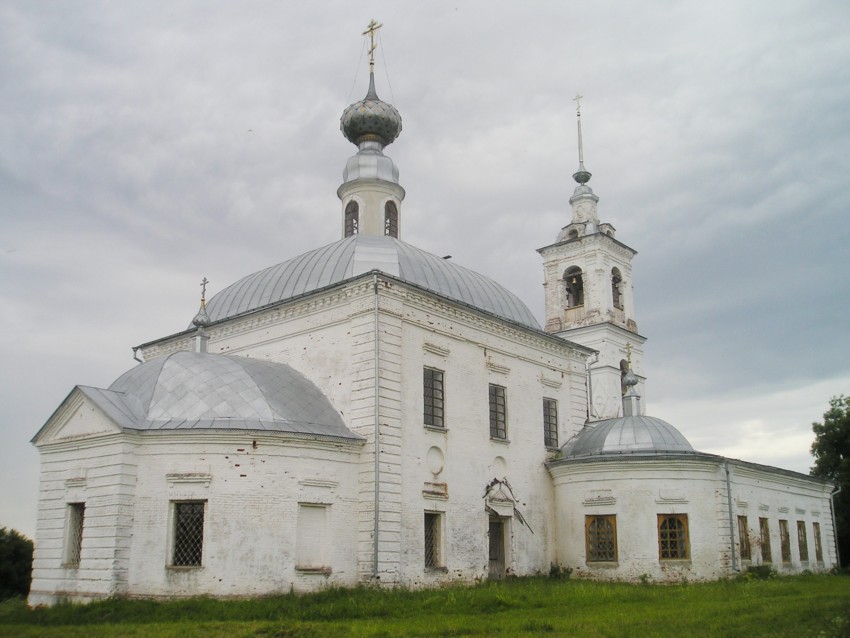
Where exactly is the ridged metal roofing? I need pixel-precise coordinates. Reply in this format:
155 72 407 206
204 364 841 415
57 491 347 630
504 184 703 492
71 351 361 439
561 415 694 458
202 235 540 330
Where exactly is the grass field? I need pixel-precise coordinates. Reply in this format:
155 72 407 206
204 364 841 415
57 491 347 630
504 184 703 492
2 573 849 637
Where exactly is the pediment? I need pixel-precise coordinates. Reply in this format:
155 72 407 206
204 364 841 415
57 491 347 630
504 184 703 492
33 387 125 446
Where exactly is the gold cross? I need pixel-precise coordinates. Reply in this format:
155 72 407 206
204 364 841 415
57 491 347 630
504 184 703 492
573 93 583 116
200 277 209 302
362 19 383 71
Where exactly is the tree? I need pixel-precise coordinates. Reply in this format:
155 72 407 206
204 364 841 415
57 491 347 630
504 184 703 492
0 527 33 599
810 395 850 567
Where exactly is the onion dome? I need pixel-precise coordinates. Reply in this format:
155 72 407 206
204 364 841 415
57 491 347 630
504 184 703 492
340 73 402 148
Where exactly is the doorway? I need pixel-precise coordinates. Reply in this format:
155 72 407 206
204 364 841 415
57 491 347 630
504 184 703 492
488 515 506 579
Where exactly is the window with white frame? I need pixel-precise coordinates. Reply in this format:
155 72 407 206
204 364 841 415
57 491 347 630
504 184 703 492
171 501 205 567
63 503 85 567
296 503 329 571
424 511 443 569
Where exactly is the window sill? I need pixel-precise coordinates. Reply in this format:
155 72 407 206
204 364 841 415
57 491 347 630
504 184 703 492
167 565 203 571
296 566 332 576
61 563 80 570
586 561 619 568
424 425 448 433
659 559 691 565
490 437 510 444
425 566 448 573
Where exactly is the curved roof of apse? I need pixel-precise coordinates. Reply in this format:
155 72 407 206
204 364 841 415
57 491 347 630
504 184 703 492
560 415 694 458
74 351 359 439
201 235 540 329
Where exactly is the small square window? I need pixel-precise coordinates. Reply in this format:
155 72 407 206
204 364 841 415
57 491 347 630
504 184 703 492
63 503 85 567
585 515 617 562
779 519 791 563
759 518 772 564
658 514 689 560
424 368 445 428
797 520 808 562
489 384 507 440
424 512 443 569
543 398 558 448
172 501 205 567
738 515 751 561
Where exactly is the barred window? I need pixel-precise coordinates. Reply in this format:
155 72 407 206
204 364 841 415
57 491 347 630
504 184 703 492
585 515 617 562
813 522 823 563
797 520 808 562
759 517 772 564
384 201 398 238
658 514 689 560
738 515 751 561
172 501 205 567
63 503 85 567
344 200 359 237
424 367 445 428
424 512 443 568
489 384 507 440
543 398 558 448
779 519 791 563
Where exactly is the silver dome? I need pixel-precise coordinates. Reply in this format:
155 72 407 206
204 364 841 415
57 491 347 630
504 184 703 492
202 235 541 330
72 351 359 439
561 415 694 458
340 73 402 148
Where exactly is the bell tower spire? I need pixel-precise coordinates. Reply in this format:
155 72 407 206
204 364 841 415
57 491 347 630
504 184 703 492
537 96 647 420
337 20 405 240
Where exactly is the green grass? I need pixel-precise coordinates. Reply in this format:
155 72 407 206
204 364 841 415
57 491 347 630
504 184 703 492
2 574 849 637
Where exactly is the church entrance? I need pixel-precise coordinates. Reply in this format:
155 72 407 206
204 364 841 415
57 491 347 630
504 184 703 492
488 515 506 579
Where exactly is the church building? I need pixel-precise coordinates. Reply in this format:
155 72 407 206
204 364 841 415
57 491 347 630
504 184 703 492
29 26 837 605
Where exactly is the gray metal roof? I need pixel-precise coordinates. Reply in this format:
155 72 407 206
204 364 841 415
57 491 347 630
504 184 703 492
70 351 361 439
201 235 541 329
560 415 694 458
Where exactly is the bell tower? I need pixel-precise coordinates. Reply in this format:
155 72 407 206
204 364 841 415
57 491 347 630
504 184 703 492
538 95 647 420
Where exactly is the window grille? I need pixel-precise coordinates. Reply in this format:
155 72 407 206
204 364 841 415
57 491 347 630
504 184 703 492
738 515 751 561
658 514 689 560
813 522 823 563
423 368 445 428
489 384 507 439
779 519 791 562
759 517 772 563
172 501 205 567
586 515 617 562
64 503 85 566
543 398 558 448
424 512 442 568
797 521 808 562
384 201 398 238
344 201 359 237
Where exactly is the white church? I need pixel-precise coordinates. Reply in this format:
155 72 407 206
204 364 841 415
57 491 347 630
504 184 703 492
29 27 837 605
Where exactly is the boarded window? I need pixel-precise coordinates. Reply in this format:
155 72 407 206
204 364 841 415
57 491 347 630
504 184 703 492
64 503 85 567
424 512 442 568
543 398 558 448
738 515 751 561
489 384 507 440
779 519 791 563
384 201 398 238
423 368 445 428
658 514 689 560
813 522 823 563
344 200 359 237
296 504 328 570
797 520 809 562
585 515 617 562
172 501 205 567
759 517 772 563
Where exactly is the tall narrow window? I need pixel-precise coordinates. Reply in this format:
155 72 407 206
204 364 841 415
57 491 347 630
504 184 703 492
797 521 809 562
384 201 398 238
759 517 772 564
423 367 445 428
172 501 205 567
344 200 359 237
564 267 584 308
488 384 507 440
738 516 751 561
424 512 443 568
611 267 623 309
585 515 617 562
658 514 689 560
779 519 791 563
296 503 328 571
543 398 558 448
63 503 85 567
813 522 823 563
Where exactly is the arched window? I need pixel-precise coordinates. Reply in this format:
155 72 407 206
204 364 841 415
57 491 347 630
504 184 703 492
384 201 398 238
344 200 359 237
612 267 623 310
564 266 584 308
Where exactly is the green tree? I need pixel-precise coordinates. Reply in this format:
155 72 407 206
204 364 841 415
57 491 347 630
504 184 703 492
810 395 850 567
0 527 34 599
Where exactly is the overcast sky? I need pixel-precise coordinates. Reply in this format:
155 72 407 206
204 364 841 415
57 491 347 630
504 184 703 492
2 1 849 538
